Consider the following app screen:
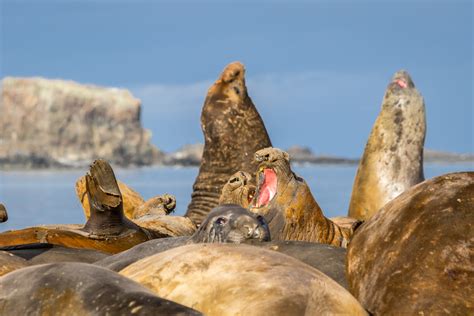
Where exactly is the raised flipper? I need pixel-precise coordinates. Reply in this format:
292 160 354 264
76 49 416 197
0 160 152 254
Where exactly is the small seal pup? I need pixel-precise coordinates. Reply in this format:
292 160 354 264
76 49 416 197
95 204 270 272
185 62 272 225
249 147 356 247
0 159 152 253
348 70 426 220
120 244 367 316
347 172 473 315
0 262 201 315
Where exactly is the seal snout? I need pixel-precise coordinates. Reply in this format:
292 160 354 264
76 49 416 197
390 70 415 90
220 62 245 83
241 216 271 242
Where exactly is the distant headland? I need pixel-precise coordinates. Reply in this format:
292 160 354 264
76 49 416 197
0 77 472 170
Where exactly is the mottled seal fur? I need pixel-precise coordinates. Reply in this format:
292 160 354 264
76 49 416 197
95 204 270 272
250 147 356 247
347 172 473 315
0 262 201 315
120 244 367 316
185 62 272 225
349 70 426 220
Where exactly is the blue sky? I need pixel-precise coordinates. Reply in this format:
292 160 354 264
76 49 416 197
1 0 472 156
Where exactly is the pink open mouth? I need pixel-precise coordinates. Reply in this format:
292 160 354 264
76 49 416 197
395 79 407 89
256 169 277 207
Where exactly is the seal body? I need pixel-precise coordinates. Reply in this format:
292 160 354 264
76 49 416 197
250 147 355 247
347 172 473 315
185 62 272 225
0 251 29 276
348 70 426 220
0 262 201 315
120 244 367 316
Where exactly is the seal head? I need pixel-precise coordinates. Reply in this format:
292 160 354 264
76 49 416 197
192 204 270 243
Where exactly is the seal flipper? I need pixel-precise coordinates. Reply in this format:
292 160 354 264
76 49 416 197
0 204 7 223
82 159 144 236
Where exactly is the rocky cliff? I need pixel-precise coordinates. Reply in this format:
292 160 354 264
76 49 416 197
0 77 162 168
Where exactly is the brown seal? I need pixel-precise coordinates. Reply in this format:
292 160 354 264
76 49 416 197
0 262 201 315
120 244 367 316
185 62 272 225
249 147 356 247
347 172 473 315
218 171 256 208
348 70 426 220
0 159 152 253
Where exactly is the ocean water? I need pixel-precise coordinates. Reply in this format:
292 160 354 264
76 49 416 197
0 163 472 232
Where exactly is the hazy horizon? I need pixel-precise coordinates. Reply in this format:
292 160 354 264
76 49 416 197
2 0 472 156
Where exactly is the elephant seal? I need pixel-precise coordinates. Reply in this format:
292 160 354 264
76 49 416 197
347 172 473 315
185 62 272 225
0 204 7 223
348 70 426 220
249 147 355 247
120 244 367 316
95 204 270 272
0 262 201 315
218 171 256 208
0 159 152 253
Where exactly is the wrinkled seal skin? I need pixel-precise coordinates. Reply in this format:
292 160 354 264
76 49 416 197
0 160 151 253
185 62 272 225
120 244 367 316
218 171 256 208
347 172 474 315
250 147 354 247
349 70 426 221
95 204 270 272
0 262 201 316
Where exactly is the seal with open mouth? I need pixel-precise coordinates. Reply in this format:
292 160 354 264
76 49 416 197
185 62 272 225
218 171 256 208
348 70 426 221
250 147 356 247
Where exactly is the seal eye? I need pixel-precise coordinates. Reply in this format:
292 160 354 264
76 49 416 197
215 217 228 226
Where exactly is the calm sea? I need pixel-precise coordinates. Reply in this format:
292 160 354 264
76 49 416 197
0 163 472 231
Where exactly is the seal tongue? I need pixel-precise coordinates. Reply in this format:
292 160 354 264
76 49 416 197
257 169 277 207
395 79 407 89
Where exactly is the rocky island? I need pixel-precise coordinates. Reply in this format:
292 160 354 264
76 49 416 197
0 77 162 168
